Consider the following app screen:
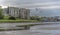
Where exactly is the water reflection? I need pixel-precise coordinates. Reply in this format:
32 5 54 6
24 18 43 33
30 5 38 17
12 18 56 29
0 23 60 35
29 23 60 35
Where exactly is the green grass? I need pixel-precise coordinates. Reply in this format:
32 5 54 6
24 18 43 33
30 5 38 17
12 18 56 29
0 20 38 23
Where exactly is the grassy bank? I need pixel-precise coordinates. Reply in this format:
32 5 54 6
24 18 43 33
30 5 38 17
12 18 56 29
0 16 39 23
0 20 38 23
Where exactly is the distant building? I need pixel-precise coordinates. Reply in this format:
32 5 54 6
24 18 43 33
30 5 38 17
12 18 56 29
3 7 30 19
19 8 30 19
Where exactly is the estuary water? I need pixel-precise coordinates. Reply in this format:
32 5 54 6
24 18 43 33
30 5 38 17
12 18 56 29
0 22 60 35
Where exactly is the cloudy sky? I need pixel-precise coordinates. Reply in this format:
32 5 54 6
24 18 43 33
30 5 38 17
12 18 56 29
0 0 60 17
0 0 60 9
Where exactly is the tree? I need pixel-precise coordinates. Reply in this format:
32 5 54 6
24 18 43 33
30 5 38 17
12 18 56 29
0 6 4 19
30 16 40 20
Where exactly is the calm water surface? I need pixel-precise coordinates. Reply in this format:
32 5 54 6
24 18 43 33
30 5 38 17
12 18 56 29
0 22 60 35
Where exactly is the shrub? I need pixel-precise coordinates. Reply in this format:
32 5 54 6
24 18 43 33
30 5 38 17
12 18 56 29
0 15 4 19
36 18 40 21
30 17 36 20
8 16 16 20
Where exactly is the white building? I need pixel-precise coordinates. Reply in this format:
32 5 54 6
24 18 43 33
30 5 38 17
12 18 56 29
3 7 30 19
19 8 30 19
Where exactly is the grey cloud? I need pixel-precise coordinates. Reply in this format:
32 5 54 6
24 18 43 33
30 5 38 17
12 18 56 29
0 0 60 8
1 0 60 4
